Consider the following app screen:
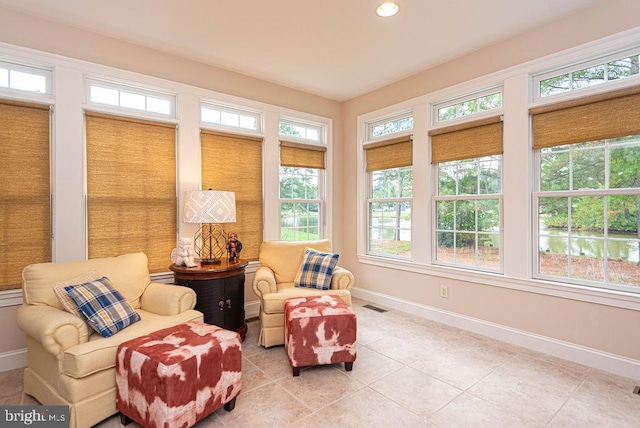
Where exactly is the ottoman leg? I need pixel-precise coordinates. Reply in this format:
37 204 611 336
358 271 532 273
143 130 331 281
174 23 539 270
345 362 353 372
224 397 237 412
292 367 300 377
120 413 133 426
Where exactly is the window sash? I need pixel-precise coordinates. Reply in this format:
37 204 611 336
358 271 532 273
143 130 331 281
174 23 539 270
85 112 177 273
201 130 263 261
0 100 51 290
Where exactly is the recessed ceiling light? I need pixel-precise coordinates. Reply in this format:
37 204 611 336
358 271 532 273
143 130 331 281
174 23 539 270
376 2 399 17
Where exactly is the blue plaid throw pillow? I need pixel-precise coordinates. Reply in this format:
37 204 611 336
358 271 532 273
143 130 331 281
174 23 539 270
64 277 140 338
294 248 339 290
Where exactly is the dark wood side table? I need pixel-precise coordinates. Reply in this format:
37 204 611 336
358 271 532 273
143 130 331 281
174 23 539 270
170 260 248 341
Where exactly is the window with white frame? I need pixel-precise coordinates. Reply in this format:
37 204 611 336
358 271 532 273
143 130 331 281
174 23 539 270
279 118 323 143
367 111 413 139
531 86 640 293
430 116 503 271
0 60 51 95
279 119 326 241
201 102 261 132
365 135 413 258
534 48 640 99
433 87 503 124
87 78 176 117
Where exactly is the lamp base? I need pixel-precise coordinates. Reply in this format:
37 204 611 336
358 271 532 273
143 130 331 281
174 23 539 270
194 223 227 264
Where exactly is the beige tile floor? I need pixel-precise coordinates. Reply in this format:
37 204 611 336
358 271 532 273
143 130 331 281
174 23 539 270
3 297 640 427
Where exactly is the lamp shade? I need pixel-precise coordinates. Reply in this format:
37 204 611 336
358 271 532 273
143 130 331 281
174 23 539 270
183 190 236 224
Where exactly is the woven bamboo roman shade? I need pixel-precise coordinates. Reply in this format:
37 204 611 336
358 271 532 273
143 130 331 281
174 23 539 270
530 85 640 150
429 115 503 164
365 135 412 172
85 112 176 273
0 100 50 291
201 130 263 261
280 140 326 169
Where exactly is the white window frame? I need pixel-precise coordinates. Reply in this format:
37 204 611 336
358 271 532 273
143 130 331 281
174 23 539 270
533 47 640 100
279 166 325 241
0 59 52 96
432 156 504 273
366 163 413 260
200 101 262 133
432 86 503 125
85 77 177 118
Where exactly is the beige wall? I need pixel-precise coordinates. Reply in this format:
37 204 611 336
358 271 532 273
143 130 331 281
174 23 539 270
342 0 640 361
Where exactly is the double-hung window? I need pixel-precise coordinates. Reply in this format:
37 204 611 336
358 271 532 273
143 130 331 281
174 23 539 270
279 119 326 241
430 116 503 271
365 135 413 258
531 86 640 292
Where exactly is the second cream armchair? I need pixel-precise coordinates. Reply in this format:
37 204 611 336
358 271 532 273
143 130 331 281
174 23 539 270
252 239 354 347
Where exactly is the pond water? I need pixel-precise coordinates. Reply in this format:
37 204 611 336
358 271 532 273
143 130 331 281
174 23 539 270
539 228 639 262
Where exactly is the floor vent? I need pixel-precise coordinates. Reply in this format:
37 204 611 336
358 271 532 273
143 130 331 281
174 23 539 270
634 386 640 395
245 316 260 323
363 304 388 313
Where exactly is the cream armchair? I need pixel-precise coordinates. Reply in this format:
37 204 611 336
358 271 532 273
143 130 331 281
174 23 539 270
17 252 203 428
252 239 354 347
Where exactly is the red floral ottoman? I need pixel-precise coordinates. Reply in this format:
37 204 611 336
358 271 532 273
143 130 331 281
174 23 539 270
116 321 242 428
284 295 357 376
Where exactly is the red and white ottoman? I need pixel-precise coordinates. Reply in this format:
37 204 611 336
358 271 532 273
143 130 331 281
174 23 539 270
116 321 242 428
284 295 357 376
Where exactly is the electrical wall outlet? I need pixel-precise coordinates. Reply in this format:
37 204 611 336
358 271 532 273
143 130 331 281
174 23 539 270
440 285 449 299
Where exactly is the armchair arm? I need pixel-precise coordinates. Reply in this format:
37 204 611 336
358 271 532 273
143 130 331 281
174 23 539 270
16 305 90 358
331 266 354 290
140 282 197 316
253 266 277 298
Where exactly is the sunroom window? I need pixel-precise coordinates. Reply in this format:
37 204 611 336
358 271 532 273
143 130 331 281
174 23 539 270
365 135 413 258
531 85 640 293
430 116 503 271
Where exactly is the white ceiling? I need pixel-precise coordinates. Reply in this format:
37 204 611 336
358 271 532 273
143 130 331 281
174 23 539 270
0 0 605 101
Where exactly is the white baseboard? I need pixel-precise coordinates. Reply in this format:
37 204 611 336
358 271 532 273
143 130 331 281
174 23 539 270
245 300 260 319
352 287 640 380
0 348 27 372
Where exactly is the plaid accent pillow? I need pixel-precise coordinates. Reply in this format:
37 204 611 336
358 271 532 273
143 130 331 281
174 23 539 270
52 270 102 319
64 277 141 338
294 248 339 290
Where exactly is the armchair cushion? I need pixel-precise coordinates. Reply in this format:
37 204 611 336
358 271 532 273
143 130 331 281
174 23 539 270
65 277 141 338
294 248 339 290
